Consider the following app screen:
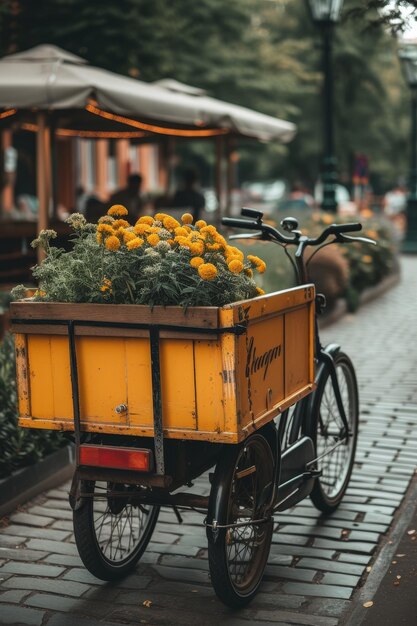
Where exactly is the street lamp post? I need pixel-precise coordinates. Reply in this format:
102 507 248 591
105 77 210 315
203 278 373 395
307 0 344 213
399 43 417 253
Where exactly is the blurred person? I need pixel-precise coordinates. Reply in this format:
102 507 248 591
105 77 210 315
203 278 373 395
75 185 89 215
109 173 144 221
85 195 106 223
172 168 205 221
383 182 407 218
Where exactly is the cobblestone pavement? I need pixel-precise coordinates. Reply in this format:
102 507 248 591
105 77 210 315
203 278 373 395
1 257 417 626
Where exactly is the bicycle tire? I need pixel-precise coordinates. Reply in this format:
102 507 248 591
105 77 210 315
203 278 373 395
305 351 359 513
73 480 159 580
206 433 275 608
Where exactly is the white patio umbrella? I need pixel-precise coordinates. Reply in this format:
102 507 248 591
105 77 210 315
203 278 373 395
0 44 296 232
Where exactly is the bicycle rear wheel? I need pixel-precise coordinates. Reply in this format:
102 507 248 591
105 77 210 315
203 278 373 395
206 433 275 608
73 480 159 580
305 351 358 513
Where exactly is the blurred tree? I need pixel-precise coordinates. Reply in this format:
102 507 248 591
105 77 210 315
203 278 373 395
0 0 412 193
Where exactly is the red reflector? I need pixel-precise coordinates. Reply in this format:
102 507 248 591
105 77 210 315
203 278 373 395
79 445 152 472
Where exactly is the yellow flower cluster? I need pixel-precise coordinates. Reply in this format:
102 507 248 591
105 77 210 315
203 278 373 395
96 206 266 287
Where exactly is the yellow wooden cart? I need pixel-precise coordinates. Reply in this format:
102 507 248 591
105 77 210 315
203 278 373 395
11 284 315 602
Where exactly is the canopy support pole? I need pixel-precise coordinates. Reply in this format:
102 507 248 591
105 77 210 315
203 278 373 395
215 135 224 227
226 136 237 218
36 111 50 261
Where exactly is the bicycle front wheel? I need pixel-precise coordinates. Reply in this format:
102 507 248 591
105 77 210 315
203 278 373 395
73 480 159 580
306 351 359 513
206 433 275 608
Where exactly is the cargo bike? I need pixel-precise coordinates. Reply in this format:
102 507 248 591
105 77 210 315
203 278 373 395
10 209 375 607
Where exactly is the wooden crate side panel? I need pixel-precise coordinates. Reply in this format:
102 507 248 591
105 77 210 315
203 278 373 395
236 314 285 434
160 339 196 430
15 333 30 417
124 338 153 426
284 307 310 397
193 340 226 434
27 336 55 419
225 285 315 324
219 309 239 435
77 337 127 423
49 337 73 419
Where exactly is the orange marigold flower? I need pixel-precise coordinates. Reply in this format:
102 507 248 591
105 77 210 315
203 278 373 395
226 245 244 261
206 242 221 251
174 226 189 237
147 233 160 246
228 259 244 274
154 212 170 222
137 216 154 225
127 237 144 250
163 216 181 231
247 254 266 273
362 255 373 263
195 220 207 229
105 235 121 251
190 256 204 268
134 223 151 235
112 219 130 229
189 240 205 256
96 232 103 244
256 287 265 295
244 268 253 278
181 213 193 224
198 263 217 281
123 231 136 243
107 204 128 217
97 223 114 235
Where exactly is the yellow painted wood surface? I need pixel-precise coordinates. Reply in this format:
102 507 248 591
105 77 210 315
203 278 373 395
13 286 315 442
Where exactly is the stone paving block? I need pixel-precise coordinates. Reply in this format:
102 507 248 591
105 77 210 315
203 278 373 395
320 572 361 587
0 589 31 604
296 558 364 576
1 525 72 542
267 554 293 566
0 562 65 577
0 547 49 562
306 597 352 618
0 535 26 548
2 576 91 597
159 554 209 571
249 609 339 625
277 525 344 541
25 539 79 556
28 506 73 521
251 591 307 609
153 564 210 585
282 582 352 599
146 543 201 557
49 520 74 532
0 603 44 625
42 554 83 567
25 592 116 618
336 553 372 565
9 512 55 527
272 533 310 546
312 538 376 554
46 615 125 626
61 568 110 585
264 564 316 582
269 545 336 560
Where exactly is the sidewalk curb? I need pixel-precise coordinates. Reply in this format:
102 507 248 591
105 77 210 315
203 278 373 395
345 475 417 626
0 444 75 518
319 270 401 329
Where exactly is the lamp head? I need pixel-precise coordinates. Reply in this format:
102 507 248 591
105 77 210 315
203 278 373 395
307 0 344 24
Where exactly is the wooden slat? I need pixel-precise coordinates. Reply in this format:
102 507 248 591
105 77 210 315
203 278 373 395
10 301 219 328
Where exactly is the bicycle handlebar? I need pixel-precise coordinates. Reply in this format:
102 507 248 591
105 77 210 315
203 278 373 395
222 215 365 248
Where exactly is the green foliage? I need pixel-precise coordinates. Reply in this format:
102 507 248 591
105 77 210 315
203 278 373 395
0 0 412 190
22 211 265 308
0 333 66 479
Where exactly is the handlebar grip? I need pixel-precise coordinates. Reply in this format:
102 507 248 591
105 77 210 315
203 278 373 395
332 223 362 234
222 217 260 230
